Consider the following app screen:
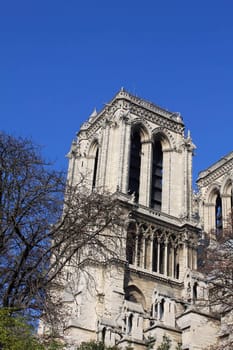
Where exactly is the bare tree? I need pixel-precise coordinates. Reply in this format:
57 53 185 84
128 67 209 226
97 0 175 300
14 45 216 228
201 211 233 349
0 132 124 324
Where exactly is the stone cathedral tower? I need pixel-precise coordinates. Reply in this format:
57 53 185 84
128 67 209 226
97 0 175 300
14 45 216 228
60 90 223 350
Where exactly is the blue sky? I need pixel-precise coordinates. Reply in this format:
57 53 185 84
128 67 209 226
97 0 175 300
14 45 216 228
1 0 233 186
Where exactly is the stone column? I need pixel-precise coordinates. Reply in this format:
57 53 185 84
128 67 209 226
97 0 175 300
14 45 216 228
222 194 232 229
135 234 139 266
184 142 194 219
164 241 168 276
193 245 197 270
189 246 193 269
157 242 160 274
142 236 146 269
139 140 153 207
150 234 154 271
184 242 189 270
162 149 172 214
98 120 110 189
206 203 216 236
171 245 175 278
157 301 161 321
126 314 129 334
118 116 131 193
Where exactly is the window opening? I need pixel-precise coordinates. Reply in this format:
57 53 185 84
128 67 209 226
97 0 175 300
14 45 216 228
167 243 171 276
152 238 158 272
137 232 143 266
151 140 163 210
193 282 198 303
144 237 150 269
128 130 141 202
176 263 180 280
92 148 99 188
159 242 165 274
174 248 179 279
102 327 106 343
154 303 158 319
150 304 153 317
128 314 133 334
126 225 136 264
215 193 222 232
160 299 165 320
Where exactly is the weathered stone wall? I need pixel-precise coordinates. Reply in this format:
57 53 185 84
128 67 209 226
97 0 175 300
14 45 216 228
57 90 231 350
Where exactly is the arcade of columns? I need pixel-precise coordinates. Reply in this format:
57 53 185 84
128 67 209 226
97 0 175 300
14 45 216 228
126 221 198 280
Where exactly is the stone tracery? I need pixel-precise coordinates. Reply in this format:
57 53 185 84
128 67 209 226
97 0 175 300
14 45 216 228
126 221 197 279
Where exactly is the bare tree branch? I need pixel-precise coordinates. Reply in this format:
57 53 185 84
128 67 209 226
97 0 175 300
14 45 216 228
0 132 125 327
201 210 233 349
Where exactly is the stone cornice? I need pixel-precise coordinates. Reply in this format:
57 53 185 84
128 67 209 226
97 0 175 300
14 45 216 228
115 89 183 123
126 265 184 288
115 191 200 234
78 89 185 140
129 103 184 135
132 203 200 232
176 308 220 321
197 154 233 188
145 322 182 334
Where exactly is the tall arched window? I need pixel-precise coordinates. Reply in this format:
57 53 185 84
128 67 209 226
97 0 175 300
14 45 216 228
92 147 99 189
128 129 142 202
215 193 222 232
151 140 163 210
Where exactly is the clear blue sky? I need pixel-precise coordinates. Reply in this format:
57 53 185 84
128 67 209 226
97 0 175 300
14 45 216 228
1 0 233 186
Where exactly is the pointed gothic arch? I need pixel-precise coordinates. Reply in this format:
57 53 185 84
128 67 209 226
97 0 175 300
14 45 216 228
221 177 233 196
151 139 163 210
151 128 174 150
222 177 233 211
206 185 222 233
125 285 146 310
150 132 170 210
128 123 149 202
88 140 100 189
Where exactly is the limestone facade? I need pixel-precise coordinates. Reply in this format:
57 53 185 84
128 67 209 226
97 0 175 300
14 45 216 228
57 90 233 349
197 152 233 235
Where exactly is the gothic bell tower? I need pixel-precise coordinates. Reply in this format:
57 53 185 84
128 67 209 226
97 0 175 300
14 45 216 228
64 90 214 350
68 88 195 219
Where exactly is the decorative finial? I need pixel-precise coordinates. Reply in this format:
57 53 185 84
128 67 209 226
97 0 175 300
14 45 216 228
89 108 97 119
